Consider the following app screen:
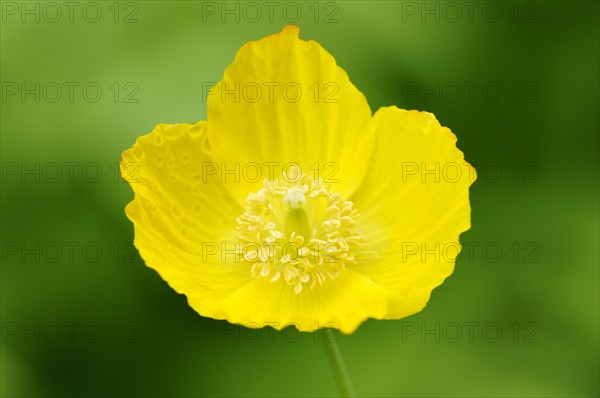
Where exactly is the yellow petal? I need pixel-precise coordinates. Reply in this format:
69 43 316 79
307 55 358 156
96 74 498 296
221 269 388 335
349 106 476 319
207 26 374 203
121 122 250 319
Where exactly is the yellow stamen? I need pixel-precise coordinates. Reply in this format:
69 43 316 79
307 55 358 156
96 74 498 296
236 175 365 294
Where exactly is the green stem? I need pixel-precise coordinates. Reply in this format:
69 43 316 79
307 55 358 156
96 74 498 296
322 328 356 397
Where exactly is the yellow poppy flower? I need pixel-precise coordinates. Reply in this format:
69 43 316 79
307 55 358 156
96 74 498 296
121 26 475 334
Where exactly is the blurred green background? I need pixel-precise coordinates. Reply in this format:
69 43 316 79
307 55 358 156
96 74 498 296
1 1 598 397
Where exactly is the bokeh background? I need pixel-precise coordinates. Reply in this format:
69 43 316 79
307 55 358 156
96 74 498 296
1 1 598 397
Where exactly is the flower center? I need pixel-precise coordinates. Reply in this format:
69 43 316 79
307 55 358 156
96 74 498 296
235 175 365 294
